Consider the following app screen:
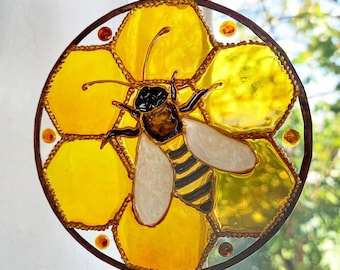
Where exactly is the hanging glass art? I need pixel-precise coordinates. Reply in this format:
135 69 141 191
34 0 312 269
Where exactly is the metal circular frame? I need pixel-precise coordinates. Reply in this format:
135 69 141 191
34 1 313 269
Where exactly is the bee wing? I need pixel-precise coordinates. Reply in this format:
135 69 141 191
133 133 174 227
184 118 256 173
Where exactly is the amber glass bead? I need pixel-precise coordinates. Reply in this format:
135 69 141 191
98 26 112 41
219 21 237 37
42 128 56 143
283 128 301 146
95 234 110 250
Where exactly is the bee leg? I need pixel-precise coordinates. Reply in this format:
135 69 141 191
170 71 178 101
112 101 140 119
100 128 140 149
179 89 209 113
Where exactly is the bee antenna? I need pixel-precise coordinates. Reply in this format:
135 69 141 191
143 27 171 80
209 82 223 91
82 80 133 90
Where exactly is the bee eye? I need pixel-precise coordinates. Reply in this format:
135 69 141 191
156 99 164 107
139 103 147 111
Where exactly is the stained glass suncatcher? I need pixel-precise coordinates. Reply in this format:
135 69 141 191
34 0 312 269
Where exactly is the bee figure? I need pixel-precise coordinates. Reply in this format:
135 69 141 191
84 27 257 228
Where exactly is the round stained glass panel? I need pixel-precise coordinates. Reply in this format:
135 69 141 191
34 1 312 269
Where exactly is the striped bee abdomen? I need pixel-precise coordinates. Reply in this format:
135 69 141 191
167 143 215 213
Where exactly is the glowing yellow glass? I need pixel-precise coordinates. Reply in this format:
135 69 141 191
215 139 297 233
45 49 129 135
45 140 131 227
198 44 295 133
115 198 210 270
114 4 213 81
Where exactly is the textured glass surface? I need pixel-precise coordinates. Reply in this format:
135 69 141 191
115 198 210 270
35 1 308 269
198 44 295 133
46 49 129 135
45 140 131 228
115 4 213 81
215 139 296 233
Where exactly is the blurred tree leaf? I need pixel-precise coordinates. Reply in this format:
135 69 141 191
226 0 340 269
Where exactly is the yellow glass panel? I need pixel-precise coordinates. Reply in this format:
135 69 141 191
115 198 210 270
114 3 213 81
198 44 295 133
215 139 296 233
46 140 131 227
177 86 196 105
46 48 129 135
188 108 206 122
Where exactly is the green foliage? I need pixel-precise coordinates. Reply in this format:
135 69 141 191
229 0 340 269
245 0 340 90
291 1 340 87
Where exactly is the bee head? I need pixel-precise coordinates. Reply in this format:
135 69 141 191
135 86 168 112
